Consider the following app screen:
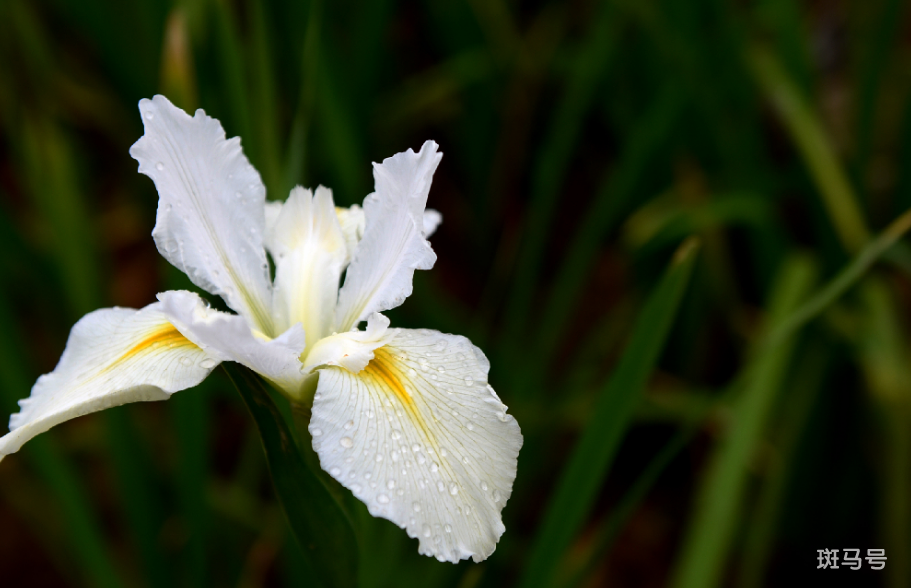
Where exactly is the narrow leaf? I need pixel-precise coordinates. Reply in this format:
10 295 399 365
670 254 817 588
518 238 700 588
224 362 358 588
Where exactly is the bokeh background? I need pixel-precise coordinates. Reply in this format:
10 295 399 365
2 0 911 586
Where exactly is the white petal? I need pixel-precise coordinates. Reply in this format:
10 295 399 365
266 186 347 345
302 313 392 373
130 95 274 334
0 301 218 459
158 291 306 396
422 209 442 238
335 204 441 261
335 141 442 331
309 328 522 562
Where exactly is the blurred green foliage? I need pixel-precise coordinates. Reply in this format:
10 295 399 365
1 0 911 587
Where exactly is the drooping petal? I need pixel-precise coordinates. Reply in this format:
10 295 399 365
266 186 347 345
130 95 274 334
335 142 442 331
158 290 306 395
0 301 218 459
308 328 522 562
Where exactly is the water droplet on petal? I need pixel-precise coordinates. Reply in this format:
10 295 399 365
377 494 390 504
145 112 154 120
340 437 353 448
330 467 341 476
387 480 395 489
464 506 471 515
199 358 217 369
448 483 459 496
311 428 323 437
156 162 164 171
391 430 401 440
481 481 488 491
179 356 192 366
430 462 439 473
493 490 502 502
444 524 452 533
344 420 354 430
375 454 383 462
464 376 473 386
412 502 422 512
351 483 362 493
437 481 445 492
422 525 431 538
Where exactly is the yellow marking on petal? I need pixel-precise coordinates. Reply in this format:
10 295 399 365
364 347 412 406
122 324 195 361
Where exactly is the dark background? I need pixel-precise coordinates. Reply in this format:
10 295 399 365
1 0 910 587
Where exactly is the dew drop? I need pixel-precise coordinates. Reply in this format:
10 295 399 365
310 428 323 437
391 451 400 462
343 420 354 430
145 112 154 120
391 430 401 440
423 525 431 538
430 462 439 473
412 502 422 512
340 437 353 448
464 376 473 385
448 483 459 496
377 494 390 504
444 524 452 533
351 484 362 493
156 162 164 171
416 453 426 465
412 443 421 452
375 453 383 462
387 480 395 490
408 368 417 376
199 358 217 369
179 356 192 366
464 506 472 515
481 481 488 491
397 488 404 496
440 449 448 457
329 467 341 476
437 481 445 492
461 456 470 464
493 490 502 502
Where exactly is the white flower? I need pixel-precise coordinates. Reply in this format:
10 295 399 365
0 95 522 563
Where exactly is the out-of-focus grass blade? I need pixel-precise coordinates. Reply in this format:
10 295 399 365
518 238 700 588
212 1 253 154
224 363 359 588
536 85 683 361
247 0 282 199
748 45 869 253
503 0 621 340
283 0 321 195
767 207 911 347
566 429 693 588
855 0 905 178
738 341 829 588
670 254 817 588
855 278 911 588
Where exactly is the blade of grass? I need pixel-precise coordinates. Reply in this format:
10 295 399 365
283 0 321 196
737 340 829 588
502 0 622 340
566 427 694 588
518 237 700 588
670 253 817 588
748 44 870 253
536 83 683 362
224 363 359 588
247 0 282 198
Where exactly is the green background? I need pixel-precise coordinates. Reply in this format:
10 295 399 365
1 0 910 586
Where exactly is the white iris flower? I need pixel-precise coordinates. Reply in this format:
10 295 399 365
0 96 522 563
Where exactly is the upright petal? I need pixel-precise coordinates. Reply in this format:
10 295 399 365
130 95 274 334
308 328 522 562
335 141 442 331
335 204 441 264
266 186 347 346
0 301 218 459
158 291 306 397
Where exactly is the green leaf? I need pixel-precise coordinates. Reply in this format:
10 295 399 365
224 363 359 588
518 238 700 588
670 254 818 588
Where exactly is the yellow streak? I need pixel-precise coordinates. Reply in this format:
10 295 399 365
363 347 412 406
121 324 194 361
